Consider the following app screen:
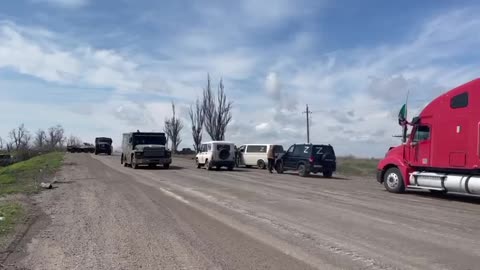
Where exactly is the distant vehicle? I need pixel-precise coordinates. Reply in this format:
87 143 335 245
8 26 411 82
178 148 195 155
95 137 112 155
67 143 95 153
81 143 95 153
237 144 284 169
0 154 12 166
195 141 235 171
378 78 480 196
275 144 336 177
66 145 76 153
121 131 171 169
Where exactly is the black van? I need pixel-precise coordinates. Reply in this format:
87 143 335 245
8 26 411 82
275 144 336 177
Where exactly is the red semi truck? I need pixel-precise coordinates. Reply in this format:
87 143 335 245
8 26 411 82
377 78 480 196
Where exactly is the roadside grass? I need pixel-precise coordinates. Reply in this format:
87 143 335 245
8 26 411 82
0 202 24 237
0 152 64 196
336 156 380 177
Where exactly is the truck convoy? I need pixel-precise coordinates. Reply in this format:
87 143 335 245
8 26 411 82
377 78 480 196
67 143 95 153
95 137 113 155
121 131 172 169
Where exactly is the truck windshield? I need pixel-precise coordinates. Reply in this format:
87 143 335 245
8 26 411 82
97 138 112 143
133 135 166 145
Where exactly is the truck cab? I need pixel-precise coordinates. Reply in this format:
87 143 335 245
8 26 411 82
121 132 172 169
377 78 480 196
95 137 113 155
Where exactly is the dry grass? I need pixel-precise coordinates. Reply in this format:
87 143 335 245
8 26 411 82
336 156 379 177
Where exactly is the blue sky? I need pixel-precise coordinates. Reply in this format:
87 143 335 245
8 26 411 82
1 0 480 157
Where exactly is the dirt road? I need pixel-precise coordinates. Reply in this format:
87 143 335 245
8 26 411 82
5 153 480 270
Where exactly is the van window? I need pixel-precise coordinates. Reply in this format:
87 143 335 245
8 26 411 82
246 145 266 153
287 145 295 153
207 144 212 151
413 125 430 142
450 92 468 109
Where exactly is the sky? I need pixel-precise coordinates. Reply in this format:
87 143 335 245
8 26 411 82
1 0 480 157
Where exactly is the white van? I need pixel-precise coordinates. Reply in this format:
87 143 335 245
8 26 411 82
237 144 284 169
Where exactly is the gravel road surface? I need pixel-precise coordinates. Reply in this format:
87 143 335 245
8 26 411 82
5 153 480 270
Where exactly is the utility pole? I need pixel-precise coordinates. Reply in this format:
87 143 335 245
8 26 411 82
303 104 312 144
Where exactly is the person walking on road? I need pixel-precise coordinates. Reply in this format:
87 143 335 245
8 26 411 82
267 145 276 173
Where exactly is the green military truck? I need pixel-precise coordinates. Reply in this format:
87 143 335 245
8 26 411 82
95 137 113 155
121 131 172 169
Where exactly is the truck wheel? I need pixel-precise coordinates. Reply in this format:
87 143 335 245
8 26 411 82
257 160 266 169
323 170 333 178
298 164 310 177
227 165 234 171
163 163 170 169
196 159 202 169
205 160 212 171
383 167 405 193
131 156 138 169
121 154 124 165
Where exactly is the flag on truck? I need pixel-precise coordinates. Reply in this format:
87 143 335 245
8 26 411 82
398 104 407 125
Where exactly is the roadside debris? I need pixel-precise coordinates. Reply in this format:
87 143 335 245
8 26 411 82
40 182 53 189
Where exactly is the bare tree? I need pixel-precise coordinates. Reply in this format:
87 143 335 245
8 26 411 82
202 75 233 141
34 129 47 149
164 102 184 153
189 98 205 152
67 135 82 146
0 136 3 150
9 124 31 150
46 125 65 149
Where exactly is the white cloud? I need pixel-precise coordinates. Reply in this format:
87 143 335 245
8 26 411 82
32 0 89 8
0 22 141 92
265 72 281 99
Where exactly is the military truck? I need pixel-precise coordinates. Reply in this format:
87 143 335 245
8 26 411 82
95 137 113 155
67 143 95 153
0 154 12 167
121 131 172 169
